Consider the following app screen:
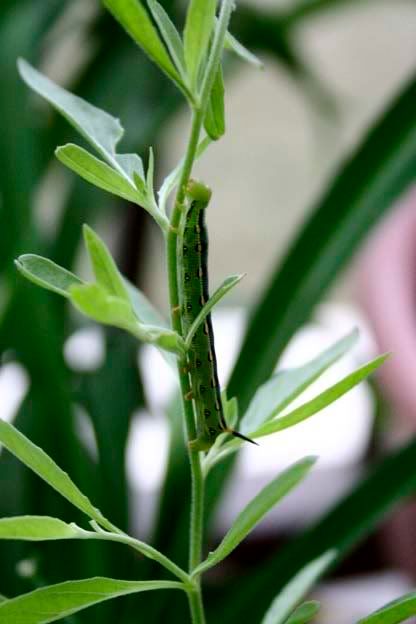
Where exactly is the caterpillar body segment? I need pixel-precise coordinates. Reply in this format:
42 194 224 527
180 180 256 451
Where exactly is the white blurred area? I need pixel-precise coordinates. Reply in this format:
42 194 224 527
0 362 29 425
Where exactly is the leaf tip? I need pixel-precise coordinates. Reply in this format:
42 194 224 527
14 254 33 274
376 352 391 366
82 223 95 245
304 454 319 468
16 56 28 77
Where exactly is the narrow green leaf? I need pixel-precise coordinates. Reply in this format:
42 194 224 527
194 457 316 575
18 59 141 183
147 146 155 200
224 28 263 69
0 515 188 583
14 255 83 298
0 516 81 541
125 280 177 368
199 0 234 110
56 144 144 205
134 170 148 196
240 329 358 435
103 0 180 85
185 273 245 347
147 0 186 77
0 420 112 530
70 283 184 356
253 354 388 438
70 283 136 330
0 577 183 623
184 0 217 88
261 552 335 624
285 602 320 624
115 152 145 180
125 280 168 329
358 592 416 624
83 225 129 300
204 65 225 140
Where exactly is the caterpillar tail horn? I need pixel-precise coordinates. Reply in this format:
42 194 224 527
228 429 259 446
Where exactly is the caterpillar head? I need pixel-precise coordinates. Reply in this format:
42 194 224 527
187 179 212 205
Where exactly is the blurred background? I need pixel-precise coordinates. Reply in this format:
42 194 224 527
1 1 416 623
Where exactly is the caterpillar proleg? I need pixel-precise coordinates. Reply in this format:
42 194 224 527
180 179 256 451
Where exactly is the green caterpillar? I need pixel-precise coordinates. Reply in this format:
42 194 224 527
180 179 255 451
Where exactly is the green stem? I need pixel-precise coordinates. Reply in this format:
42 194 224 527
188 587 206 624
166 107 206 624
85 526 191 586
165 6 236 620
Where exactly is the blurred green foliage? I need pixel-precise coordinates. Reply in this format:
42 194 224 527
1 1 415 622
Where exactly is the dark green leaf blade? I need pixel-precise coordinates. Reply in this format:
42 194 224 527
229 72 416 416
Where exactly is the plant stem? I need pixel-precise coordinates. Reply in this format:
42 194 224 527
85 527 191 585
165 6 236 620
166 107 206 624
188 587 206 624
